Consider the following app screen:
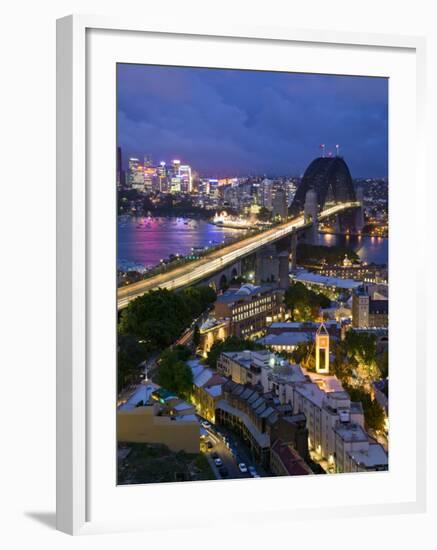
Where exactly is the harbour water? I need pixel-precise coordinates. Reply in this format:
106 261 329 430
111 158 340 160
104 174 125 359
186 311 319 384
117 216 246 271
117 215 388 271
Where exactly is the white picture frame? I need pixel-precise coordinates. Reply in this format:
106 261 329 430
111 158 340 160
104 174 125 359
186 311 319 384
56 14 427 535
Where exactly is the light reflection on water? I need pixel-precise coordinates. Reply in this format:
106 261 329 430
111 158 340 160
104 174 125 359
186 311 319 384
117 216 388 271
117 216 245 270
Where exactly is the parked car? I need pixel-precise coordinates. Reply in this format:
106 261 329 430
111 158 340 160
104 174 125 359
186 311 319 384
238 463 248 473
214 457 223 467
201 420 211 429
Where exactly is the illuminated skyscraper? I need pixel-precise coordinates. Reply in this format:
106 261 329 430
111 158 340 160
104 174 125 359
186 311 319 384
178 164 192 193
128 158 145 191
272 188 288 220
117 146 123 188
260 178 273 210
157 161 168 193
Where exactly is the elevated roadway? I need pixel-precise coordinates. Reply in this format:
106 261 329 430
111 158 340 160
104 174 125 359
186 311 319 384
117 202 359 309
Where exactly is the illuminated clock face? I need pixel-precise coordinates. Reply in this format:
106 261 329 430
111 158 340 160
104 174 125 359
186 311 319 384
318 336 328 347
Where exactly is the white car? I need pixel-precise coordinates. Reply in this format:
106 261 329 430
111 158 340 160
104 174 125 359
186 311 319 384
238 463 248 473
214 457 223 467
201 420 211 429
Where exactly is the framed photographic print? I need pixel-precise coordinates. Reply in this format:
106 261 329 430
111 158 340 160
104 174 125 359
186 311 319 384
56 15 427 535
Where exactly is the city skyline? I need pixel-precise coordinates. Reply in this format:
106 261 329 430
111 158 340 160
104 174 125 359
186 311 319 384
117 64 388 178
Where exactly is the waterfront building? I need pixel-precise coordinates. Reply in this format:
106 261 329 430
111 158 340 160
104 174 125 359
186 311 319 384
291 269 362 293
214 283 284 338
315 260 388 284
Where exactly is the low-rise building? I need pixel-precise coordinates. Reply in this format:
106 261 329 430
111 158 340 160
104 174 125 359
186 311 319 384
270 440 313 476
187 359 227 422
258 320 341 354
214 283 284 338
117 383 200 453
216 348 388 474
217 349 274 386
216 379 309 468
198 317 230 357
290 269 362 293
352 287 388 328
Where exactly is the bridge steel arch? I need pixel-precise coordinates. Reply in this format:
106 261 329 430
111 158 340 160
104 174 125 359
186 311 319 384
290 157 357 226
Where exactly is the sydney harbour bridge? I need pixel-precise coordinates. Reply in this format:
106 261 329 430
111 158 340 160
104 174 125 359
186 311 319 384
117 156 363 310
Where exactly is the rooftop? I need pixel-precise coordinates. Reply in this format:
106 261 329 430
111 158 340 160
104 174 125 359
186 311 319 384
348 442 388 468
334 423 368 443
216 399 270 448
292 270 362 290
216 283 278 303
268 320 340 331
118 383 158 411
271 440 312 475
258 332 314 347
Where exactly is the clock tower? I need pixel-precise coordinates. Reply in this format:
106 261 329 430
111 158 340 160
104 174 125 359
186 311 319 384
315 323 330 374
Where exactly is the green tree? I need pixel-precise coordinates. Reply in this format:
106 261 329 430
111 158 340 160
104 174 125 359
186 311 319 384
330 340 354 384
155 348 193 399
192 325 201 348
118 286 217 352
345 385 386 432
344 330 377 366
290 339 315 370
376 349 389 379
119 289 191 350
284 282 331 321
117 335 148 392
257 206 272 222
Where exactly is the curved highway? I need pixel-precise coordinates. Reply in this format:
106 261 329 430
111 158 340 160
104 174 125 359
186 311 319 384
117 202 359 309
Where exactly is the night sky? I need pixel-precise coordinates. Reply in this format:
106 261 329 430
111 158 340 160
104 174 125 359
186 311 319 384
117 64 388 178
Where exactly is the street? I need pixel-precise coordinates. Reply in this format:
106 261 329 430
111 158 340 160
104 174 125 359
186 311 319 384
200 418 267 480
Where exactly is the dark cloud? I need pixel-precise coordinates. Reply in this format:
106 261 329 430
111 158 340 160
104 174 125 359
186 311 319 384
117 64 388 178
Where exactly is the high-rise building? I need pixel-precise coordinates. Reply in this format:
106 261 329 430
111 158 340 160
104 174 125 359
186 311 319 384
272 188 288 220
260 178 273 210
178 164 193 193
157 161 168 193
128 158 145 191
117 146 123 188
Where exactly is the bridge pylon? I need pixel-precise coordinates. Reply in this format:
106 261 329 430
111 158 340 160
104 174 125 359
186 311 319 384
304 189 318 245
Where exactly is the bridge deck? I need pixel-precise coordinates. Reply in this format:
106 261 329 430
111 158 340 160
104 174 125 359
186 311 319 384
117 202 359 309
